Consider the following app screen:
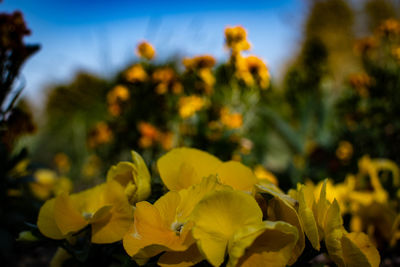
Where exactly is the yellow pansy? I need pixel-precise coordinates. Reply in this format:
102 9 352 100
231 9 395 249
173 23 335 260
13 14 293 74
229 221 298 267
157 147 258 192
191 190 262 266
136 41 155 60
254 165 278 185
37 180 133 244
107 150 151 204
123 177 228 266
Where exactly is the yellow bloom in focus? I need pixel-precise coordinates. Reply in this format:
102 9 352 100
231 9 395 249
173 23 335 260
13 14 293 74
220 107 243 129
178 95 205 119
336 141 353 161
191 190 262 266
123 177 228 266
225 26 251 55
126 64 147 83
157 147 258 192
30 169 73 200
136 41 156 60
254 165 278 186
37 180 133 244
236 55 270 89
107 150 151 204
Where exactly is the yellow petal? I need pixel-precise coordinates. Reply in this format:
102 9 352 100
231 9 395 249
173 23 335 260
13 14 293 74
215 161 258 192
157 147 222 190
91 181 133 244
314 180 331 240
228 221 298 267
158 244 204 267
177 176 232 222
324 199 345 267
54 192 88 236
256 179 297 207
107 150 151 204
342 232 380 267
131 150 151 202
267 195 305 265
37 198 64 239
191 190 262 266
291 184 320 250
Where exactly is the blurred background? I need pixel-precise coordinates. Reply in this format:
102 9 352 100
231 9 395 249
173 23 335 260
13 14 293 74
1 0 400 265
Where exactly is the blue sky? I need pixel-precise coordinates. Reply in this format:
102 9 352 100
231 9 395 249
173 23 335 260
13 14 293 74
1 0 305 99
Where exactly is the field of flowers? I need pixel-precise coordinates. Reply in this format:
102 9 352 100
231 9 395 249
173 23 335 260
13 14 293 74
1 1 400 266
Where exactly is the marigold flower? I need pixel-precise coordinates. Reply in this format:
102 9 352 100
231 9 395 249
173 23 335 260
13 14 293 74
220 107 243 129
377 18 400 37
125 64 147 83
107 150 151 204
152 67 182 95
30 169 72 200
37 180 133 244
354 37 378 55
136 41 155 60
87 122 113 148
53 153 70 174
225 26 251 55
138 122 160 148
107 85 130 104
178 95 205 119
235 55 270 89
349 73 373 98
336 141 353 161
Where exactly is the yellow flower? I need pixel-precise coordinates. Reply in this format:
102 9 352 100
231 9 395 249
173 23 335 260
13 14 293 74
377 18 400 37
152 67 182 95
254 165 278 186
126 64 148 83
53 153 70 174
107 85 130 104
336 141 353 161
220 107 243 129
87 122 113 148
225 26 251 55
107 150 151 204
30 169 73 200
191 189 298 267
123 176 228 266
37 180 133 244
183 55 216 93
178 95 205 119
235 55 270 89
138 122 160 148
136 41 155 60
157 147 258 192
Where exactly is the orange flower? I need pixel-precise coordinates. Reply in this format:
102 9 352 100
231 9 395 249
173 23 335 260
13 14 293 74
138 122 160 148
236 55 270 89
220 107 243 129
87 122 113 148
126 64 147 83
136 41 155 60
225 26 251 55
